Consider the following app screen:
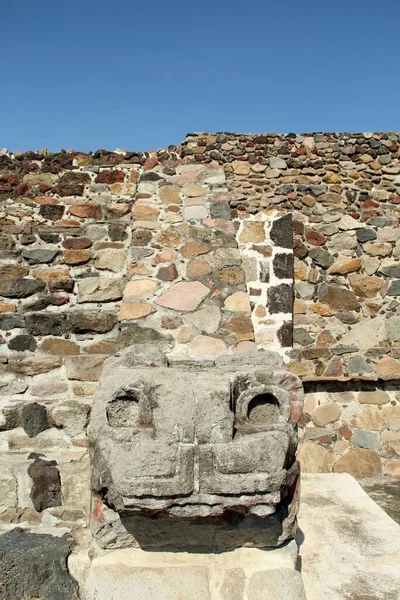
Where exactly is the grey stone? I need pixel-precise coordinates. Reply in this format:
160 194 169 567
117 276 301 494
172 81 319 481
296 282 315 300
8 334 37 352
387 280 400 296
309 184 327 197
259 261 270 283
367 217 391 227
356 228 377 242
273 253 294 279
0 378 28 396
380 264 400 278
293 328 314 346
51 400 90 437
22 248 59 264
26 312 66 335
270 214 292 249
267 283 293 314
387 317 400 342
347 356 372 375
0 314 25 330
116 324 172 350
68 311 117 333
28 457 62 511
354 429 381 450
209 202 231 219
0 529 77 600
89 347 303 549
21 402 50 437
269 157 287 169
309 247 334 269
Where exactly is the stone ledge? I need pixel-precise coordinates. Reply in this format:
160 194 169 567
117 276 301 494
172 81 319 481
298 473 400 600
84 540 305 600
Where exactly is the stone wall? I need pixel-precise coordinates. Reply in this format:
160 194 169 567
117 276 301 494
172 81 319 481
181 132 400 478
0 133 399 594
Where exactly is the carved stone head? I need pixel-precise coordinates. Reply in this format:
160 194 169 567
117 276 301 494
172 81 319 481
89 346 303 549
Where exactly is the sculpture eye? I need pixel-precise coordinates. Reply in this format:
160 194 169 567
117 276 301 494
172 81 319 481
247 393 280 425
106 392 140 428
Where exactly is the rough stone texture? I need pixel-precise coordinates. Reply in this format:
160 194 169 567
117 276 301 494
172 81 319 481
298 474 400 600
65 355 106 381
77 277 122 302
89 347 303 549
334 448 382 478
0 529 78 600
297 441 335 473
28 457 62 511
21 402 50 437
155 281 210 311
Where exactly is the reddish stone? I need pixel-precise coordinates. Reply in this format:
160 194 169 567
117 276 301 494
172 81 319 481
302 348 330 360
157 264 178 282
161 316 182 329
294 238 308 259
53 183 84 196
181 241 212 259
323 357 344 377
221 316 254 341
361 199 379 209
305 228 326 246
34 196 60 205
62 237 92 249
39 204 65 220
155 281 210 312
186 260 212 279
64 249 91 265
95 170 125 184
0 172 18 192
144 157 159 170
69 204 102 219
249 287 262 296
339 425 352 440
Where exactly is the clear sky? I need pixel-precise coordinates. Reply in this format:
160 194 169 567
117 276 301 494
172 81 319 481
1 0 399 152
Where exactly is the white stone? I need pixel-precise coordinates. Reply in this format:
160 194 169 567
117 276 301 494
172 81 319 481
339 315 387 350
298 474 400 600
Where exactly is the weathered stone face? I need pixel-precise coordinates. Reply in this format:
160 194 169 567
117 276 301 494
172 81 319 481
89 346 303 549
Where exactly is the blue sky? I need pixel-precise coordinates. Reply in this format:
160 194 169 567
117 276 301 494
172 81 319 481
1 0 399 152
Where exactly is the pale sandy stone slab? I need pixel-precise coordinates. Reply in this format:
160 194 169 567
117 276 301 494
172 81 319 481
298 474 400 600
123 280 159 298
155 282 210 312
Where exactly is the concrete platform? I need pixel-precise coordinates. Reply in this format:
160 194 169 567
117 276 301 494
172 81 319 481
298 473 400 600
84 540 306 600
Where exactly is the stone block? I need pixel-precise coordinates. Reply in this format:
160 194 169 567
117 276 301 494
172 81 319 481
65 355 106 381
0 529 77 600
77 277 123 303
298 474 400 600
